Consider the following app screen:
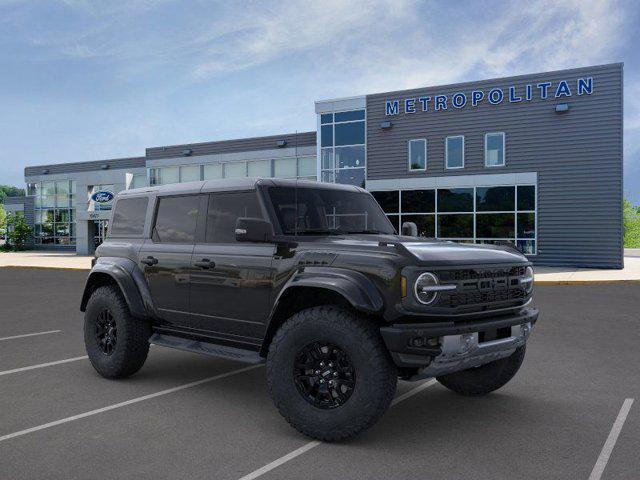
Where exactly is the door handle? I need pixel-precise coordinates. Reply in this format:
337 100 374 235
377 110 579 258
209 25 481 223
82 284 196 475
194 258 214 269
141 256 158 266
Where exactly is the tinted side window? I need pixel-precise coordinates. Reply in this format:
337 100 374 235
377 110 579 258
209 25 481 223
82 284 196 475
153 195 200 243
206 192 261 243
110 197 148 236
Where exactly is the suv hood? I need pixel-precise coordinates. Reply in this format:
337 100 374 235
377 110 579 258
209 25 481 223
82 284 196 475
305 234 528 266
398 239 527 266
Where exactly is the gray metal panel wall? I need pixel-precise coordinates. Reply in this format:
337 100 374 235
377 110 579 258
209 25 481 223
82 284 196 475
4 195 35 247
366 63 623 268
24 157 146 177
146 131 317 160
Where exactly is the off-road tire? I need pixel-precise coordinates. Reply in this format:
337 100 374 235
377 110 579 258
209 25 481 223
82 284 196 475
436 345 526 396
266 306 397 442
84 285 151 379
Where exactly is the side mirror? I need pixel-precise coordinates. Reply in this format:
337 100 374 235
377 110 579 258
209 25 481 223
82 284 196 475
401 221 418 236
235 217 273 243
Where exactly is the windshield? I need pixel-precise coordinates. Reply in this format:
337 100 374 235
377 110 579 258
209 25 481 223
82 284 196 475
267 186 396 235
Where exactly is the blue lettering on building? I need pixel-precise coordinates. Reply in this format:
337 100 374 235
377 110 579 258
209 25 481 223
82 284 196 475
489 88 504 105
555 80 571 97
577 77 593 95
385 100 399 115
405 98 416 113
509 86 522 102
452 92 466 108
435 95 447 111
418 96 430 111
471 90 484 107
537 82 552 99
383 77 595 115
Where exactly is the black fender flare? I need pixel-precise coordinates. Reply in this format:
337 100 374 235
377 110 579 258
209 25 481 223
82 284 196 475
80 257 154 319
260 267 384 355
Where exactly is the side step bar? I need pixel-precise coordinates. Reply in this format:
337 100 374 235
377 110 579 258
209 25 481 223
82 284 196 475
149 333 265 364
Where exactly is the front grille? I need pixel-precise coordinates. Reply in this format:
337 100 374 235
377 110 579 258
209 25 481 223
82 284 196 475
435 266 528 309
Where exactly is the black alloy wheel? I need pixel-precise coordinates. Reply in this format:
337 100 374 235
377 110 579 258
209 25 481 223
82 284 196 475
95 308 117 355
293 342 356 409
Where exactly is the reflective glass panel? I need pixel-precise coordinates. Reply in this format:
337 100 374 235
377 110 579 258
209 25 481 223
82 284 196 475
247 160 271 177
335 110 365 122
401 214 435 237
446 136 464 168
335 168 365 188
485 133 505 166
438 214 474 238
476 186 515 211
409 139 426 170
437 188 474 212
203 164 223 179
274 158 297 178
180 165 200 182
476 213 515 238
298 157 316 177
517 213 536 238
321 125 333 147
224 162 246 178
517 185 535 211
401 189 435 213
334 122 365 146
371 191 399 213
335 145 365 169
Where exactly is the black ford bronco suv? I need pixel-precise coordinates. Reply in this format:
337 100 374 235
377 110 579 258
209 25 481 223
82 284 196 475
81 178 537 441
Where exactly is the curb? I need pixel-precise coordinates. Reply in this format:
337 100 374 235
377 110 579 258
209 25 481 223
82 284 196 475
0 265 91 271
535 279 640 285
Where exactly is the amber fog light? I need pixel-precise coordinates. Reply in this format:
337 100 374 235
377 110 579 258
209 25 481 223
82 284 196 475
414 272 440 305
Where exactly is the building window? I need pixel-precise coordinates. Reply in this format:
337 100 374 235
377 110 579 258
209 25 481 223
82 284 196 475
408 139 427 171
203 164 223 180
370 184 536 255
445 136 464 169
319 109 366 188
485 132 505 167
129 174 147 189
31 180 76 246
179 165 201 183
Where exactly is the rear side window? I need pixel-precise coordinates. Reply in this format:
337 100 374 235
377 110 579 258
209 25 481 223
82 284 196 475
153 195 200 243
205 192 261 243
110 197 148 236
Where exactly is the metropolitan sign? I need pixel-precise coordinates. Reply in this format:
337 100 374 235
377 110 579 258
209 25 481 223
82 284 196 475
384 77 594 116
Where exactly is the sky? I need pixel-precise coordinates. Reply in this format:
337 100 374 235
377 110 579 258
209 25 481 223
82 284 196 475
1 0 639 202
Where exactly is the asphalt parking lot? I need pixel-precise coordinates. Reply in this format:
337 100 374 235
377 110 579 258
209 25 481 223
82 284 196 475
0 268 638 480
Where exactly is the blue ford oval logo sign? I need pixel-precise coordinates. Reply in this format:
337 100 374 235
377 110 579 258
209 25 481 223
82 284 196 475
91 191 114 203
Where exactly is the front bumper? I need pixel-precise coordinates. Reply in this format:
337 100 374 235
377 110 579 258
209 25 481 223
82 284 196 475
380 307 538 380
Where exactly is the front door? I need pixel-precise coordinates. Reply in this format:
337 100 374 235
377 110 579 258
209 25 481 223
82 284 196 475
189 191 275 345
138 194 201 327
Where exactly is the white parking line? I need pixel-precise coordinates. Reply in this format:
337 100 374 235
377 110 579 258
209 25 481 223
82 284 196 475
0 364 262 443
0 356 88 377
588 398 634 480
0 330 61 341
237 378 437 480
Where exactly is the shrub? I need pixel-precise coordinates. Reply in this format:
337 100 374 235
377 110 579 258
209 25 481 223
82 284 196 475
5 213 32 251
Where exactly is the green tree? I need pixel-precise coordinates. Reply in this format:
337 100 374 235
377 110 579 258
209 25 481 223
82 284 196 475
0 203 6 231
5 213 32 251
623 199 640 248
0 185 26 204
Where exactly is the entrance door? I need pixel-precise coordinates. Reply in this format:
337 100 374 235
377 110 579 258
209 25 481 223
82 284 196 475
93 220 109 250
189 191 275 344
138 194 200 326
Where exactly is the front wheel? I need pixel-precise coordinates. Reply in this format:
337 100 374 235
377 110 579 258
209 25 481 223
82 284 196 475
436 345 526 396
84 285 151 379
266 306 397 441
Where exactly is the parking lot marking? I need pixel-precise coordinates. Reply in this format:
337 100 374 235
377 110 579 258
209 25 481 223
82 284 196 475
588 398 634 480
0 364 262 443
237 378 437 480
0 356 88 377
0 330 61 341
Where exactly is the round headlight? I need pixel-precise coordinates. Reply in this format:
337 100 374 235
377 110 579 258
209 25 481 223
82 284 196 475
414 272 440 305
522 266 534 294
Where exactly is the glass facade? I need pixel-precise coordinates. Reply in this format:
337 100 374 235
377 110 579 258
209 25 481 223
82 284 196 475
149 156 316 186
372 184 537 254
28 180 76 246
320 110 366 187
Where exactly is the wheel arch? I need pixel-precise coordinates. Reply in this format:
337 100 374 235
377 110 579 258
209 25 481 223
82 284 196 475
259 268 384 357
80 257 152 319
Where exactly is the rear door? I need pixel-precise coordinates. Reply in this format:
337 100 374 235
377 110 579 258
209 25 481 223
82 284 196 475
138 194 200 326
189 190 276 344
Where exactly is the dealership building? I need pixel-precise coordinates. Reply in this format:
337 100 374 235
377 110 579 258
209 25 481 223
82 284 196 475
12 63 623 268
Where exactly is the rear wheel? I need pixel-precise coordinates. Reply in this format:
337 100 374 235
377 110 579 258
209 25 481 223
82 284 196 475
436 345 526 396
84 285 151 379
267 306 397 441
